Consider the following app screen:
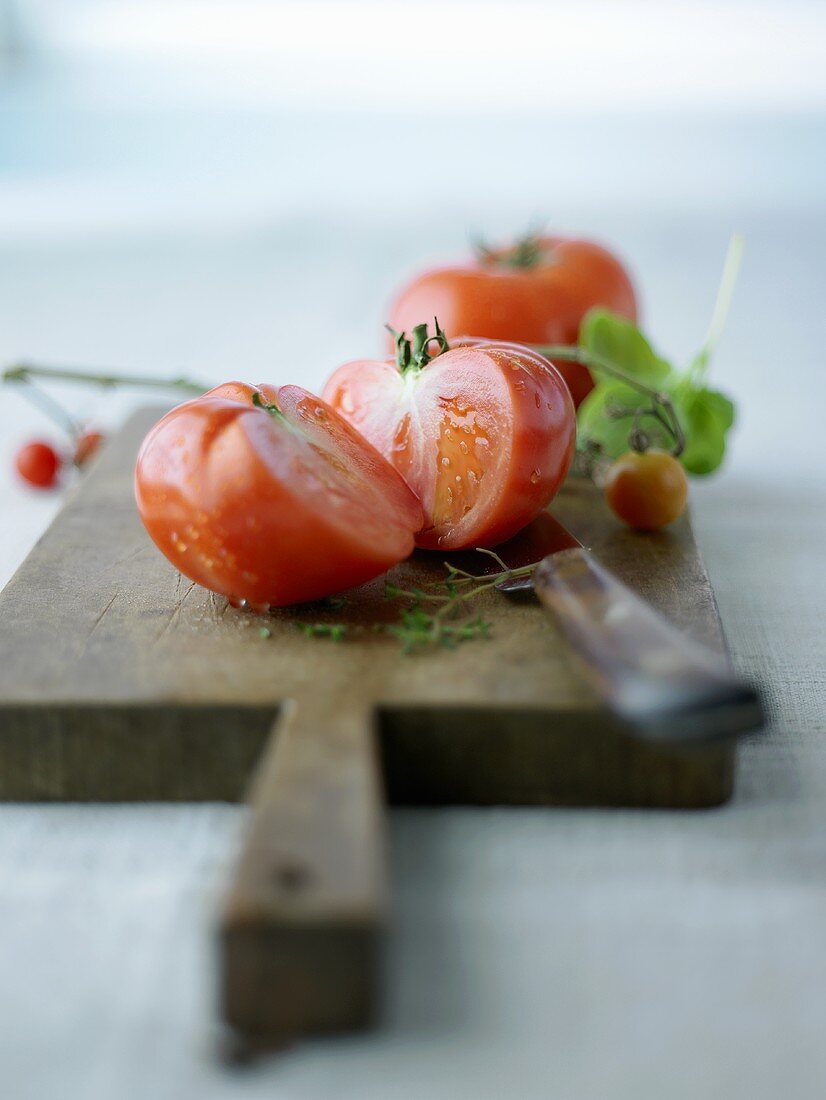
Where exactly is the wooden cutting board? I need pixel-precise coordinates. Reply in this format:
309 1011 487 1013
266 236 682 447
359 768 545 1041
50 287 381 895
0 408 736 1039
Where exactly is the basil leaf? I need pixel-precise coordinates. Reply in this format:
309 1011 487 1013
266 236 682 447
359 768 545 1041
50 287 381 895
578 380 677 458
580 309 672 385
575 308 737 477
670 383 735 475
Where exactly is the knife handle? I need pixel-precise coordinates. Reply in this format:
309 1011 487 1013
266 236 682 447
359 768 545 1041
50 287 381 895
533 548 763 744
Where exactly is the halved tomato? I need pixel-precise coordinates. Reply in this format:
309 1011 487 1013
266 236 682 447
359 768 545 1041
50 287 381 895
135 382 422 607
322 325 575 550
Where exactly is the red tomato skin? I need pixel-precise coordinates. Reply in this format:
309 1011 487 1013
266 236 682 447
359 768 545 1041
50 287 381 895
387 237 637 408
15 440 62 488
74 430 104 468
134 383 422 607
323 341 575 550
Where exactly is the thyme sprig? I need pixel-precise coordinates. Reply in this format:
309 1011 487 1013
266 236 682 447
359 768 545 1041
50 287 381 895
382 548 535 653
260 550 536 653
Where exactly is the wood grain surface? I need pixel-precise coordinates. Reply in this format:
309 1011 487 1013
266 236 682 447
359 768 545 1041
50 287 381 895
0 406 734 807
0 407 739 1036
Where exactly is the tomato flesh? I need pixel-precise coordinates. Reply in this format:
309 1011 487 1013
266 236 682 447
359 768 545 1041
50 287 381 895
135 383 422 607
323 341 575 550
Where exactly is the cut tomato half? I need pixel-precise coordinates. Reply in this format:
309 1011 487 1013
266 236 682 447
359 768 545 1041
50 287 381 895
135 382 422 607
323 327 575 550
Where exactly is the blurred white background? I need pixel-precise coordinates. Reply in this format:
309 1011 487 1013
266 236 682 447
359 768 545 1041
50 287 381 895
1 0 824 585
1 1 824 236
1 5 825 1099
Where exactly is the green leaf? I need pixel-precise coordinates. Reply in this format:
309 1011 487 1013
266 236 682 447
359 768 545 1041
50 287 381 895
577 380 676 457
670 383 735 476
576 310 737 477
580 309 672 385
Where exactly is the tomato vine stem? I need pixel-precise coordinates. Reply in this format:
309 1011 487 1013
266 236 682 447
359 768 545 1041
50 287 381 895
3 362 208 394
688 232 744 383
10 377 81 438
534 344 686 457
3 361 210 440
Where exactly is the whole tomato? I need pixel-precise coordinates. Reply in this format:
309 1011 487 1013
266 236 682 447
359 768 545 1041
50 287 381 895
73 429 105 468
604 450 688 531
135 383 422 607
322 324 575 550
387 234 637 408
15 440 62 489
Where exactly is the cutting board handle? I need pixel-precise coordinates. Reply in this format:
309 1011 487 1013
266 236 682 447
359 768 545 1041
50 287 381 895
533 548 764 744
220 696 385 1037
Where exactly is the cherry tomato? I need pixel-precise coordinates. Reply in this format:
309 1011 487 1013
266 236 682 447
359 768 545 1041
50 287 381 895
135 383 423 607
604 450 688 531
387 235 637 408
322 329 575 550
74 429 105 468
15 440 62 489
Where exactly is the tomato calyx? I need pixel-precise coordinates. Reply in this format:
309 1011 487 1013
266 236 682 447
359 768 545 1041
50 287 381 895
474 232 545 270
385 319 450 376
251 390 287 421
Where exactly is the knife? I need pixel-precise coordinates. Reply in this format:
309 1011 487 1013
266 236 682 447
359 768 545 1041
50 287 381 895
464 513 764 746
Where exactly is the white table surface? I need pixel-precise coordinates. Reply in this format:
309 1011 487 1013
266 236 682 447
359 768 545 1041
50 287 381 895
1 201 825 1099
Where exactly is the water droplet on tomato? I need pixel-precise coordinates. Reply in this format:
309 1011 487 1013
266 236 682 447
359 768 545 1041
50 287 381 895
459 440 469 454
530 469 541 484
228 596 247 609
441 456 451 468
455 474 462 483
534 392 541 408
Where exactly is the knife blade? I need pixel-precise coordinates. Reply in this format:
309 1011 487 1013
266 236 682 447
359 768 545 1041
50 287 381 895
463 513 764 746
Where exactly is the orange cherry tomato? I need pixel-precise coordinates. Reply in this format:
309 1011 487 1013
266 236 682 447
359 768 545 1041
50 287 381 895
322 329 575 550
387 235 637 408
135 383 423 607
604 450 688 531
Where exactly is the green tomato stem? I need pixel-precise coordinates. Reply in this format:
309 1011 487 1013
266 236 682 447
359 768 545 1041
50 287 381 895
3 361 208 394
3 361 209 443
535 343 686 457
386 319 450 375
251 390 291 426
689 232 744 381
9 377 81 439
473 230 545 269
